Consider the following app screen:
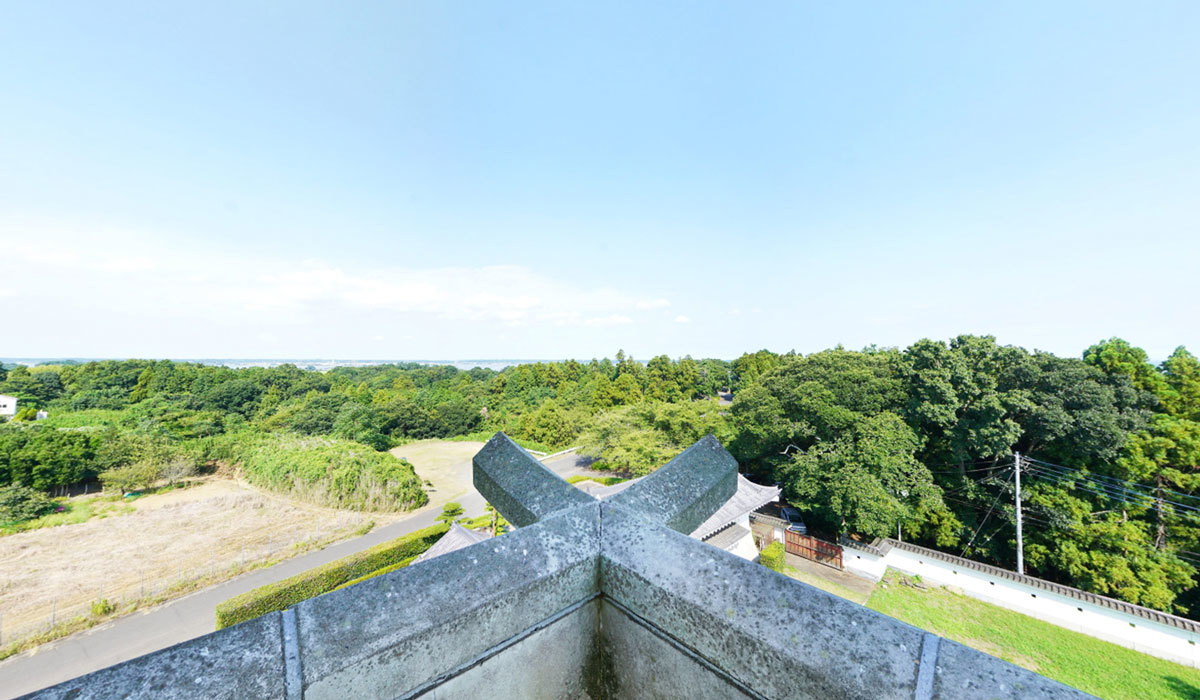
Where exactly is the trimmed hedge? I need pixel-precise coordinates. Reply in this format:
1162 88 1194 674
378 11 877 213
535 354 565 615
332 554 420 592
759 541 785 573
215 522 449 629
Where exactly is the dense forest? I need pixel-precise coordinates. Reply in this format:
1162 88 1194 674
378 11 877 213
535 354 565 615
1 337 1198 618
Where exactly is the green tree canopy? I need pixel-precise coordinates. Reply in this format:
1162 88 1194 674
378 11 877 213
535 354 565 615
781 412 946 539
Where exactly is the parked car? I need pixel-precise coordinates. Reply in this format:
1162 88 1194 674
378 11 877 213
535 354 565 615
780 507 806 534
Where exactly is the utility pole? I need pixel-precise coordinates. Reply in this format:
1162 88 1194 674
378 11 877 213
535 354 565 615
1014 451 1025 576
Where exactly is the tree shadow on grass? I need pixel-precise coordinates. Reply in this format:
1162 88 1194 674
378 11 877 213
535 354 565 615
1165 675 1200 700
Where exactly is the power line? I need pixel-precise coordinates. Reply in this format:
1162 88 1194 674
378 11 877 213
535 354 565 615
1025 461 1198 507
930 461 1015 475
960 470 1016 557
939 468 1014 498
1024 465 1200 518
1026 456 1200 505
1025 472 1193 518
1024 462 1200 512
940 494 1063 529
1024 475 1200 529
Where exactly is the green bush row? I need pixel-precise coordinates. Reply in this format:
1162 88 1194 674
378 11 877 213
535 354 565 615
759 541 785 572
215 522 448 629
332 554 420 592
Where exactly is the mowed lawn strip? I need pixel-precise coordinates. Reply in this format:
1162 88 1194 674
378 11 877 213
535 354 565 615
866 571 1200 700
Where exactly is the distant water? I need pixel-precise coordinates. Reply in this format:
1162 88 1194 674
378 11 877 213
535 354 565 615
0 358 549 372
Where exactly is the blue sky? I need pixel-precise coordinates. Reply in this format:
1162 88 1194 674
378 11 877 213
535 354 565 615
1 2 1197 361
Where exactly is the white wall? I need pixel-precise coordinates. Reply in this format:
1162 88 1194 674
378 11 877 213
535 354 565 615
843 548 888 582
727 532 761 562
844 544 1200 668
0 395 15 417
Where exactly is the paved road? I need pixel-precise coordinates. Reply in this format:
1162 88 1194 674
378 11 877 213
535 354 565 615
0 451 593 699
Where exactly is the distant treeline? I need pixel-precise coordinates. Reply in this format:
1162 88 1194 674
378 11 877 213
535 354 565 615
2 338 1199 618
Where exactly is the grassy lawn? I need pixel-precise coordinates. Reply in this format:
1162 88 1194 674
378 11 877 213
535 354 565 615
866 570 1200 700
1 482 201 536
565 475 628 486
1 496 134 535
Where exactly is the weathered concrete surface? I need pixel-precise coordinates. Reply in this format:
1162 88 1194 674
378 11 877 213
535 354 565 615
473 432 595 527
600 501 1093 699
600 502 925 700
413 599 600 699
608 434 737 535
597 599 756 699
934 639 1091 699
21 613 285 700
297 502 601 700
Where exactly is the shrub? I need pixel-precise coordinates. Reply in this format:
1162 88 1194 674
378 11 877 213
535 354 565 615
332 555 420 592
436 501 464 522
759 541 785 573
215 523 448 629
99 460 161 493
200 433 428 511
0 485 56 524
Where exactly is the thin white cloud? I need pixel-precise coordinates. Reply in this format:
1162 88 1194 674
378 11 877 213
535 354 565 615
94 256 158 273
583 315 634 326
0 227 657 336
674 315 691 324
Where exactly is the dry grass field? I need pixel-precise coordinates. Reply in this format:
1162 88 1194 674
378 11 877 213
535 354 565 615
1 439 490 646
0 478 393 637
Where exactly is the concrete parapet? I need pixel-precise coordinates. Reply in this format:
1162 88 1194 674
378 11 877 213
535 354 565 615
600 502 925 699
608 434 737 535
22 434 1095 700
22 613 286 700
473 432 595 527
297 502 601 699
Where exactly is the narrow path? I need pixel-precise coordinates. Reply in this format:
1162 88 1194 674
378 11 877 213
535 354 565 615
0 450 590 698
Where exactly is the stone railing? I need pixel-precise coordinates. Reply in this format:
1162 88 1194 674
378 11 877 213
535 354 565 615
26 433 1091 699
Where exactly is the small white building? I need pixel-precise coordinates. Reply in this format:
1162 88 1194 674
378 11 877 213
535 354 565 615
0 394 16 418
35 410 49 420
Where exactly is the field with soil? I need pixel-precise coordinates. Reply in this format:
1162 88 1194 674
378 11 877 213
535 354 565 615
0 477 394 642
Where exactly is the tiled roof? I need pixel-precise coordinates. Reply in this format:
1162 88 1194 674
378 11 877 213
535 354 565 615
749 502 788 529
703 523 751 552
412 523 493 564
690 475 781 540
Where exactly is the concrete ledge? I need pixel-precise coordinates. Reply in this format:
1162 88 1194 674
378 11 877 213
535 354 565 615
411 598 602 699
933 639 1091 700
22 613 286 700
598 599 758 699
600 502 924 699
297 502 601 699
473 432 595 527
599 503 1092 700
608 434 737 535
